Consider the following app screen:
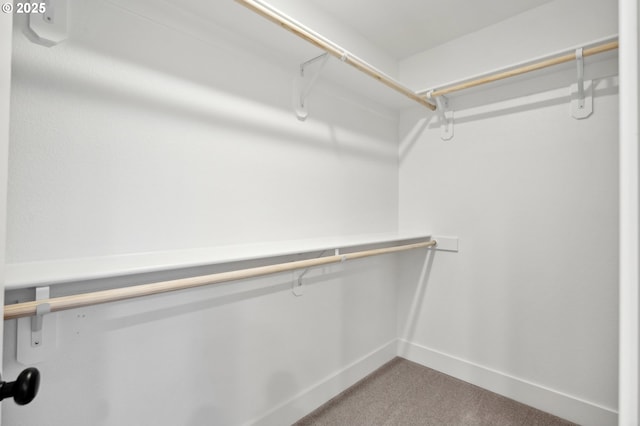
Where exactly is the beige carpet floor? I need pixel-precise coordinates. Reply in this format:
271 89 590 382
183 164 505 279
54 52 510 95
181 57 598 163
294 357 577 426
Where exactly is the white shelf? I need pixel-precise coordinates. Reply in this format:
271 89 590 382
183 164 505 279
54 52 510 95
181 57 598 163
4 232 432 289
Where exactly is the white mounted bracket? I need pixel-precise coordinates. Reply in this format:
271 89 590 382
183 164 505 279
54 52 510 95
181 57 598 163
571 48 593 119
292 249 341 296
292 268 307 297
25 0 68 47
17 286 58 365
293 53 329 121
427 91 454 140
31 300 51 347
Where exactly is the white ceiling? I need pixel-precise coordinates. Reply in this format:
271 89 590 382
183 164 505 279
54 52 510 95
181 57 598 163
306 0 556 60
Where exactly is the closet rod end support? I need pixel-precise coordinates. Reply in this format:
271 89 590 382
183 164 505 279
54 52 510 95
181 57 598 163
429 236 459 252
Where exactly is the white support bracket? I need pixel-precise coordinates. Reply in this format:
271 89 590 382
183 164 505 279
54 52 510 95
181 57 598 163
427 91 454 140
293 53 329 121
31 288 51 348
17 286 57 365
25 0 68 47
292 249 338 296
292 268 307 296
571 48 593 119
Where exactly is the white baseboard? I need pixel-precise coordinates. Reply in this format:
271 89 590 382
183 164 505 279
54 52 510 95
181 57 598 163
248 339 617 426
397 339 618 426
248 339 398 426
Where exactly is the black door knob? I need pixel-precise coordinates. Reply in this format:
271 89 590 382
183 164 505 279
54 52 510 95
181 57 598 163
0 368 40 405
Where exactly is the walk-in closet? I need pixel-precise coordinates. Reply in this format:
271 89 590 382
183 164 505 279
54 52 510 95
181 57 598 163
0 0 637 425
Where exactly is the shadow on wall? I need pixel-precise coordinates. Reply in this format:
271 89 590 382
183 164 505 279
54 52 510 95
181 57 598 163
11 56 393 165
28 252 351 335
71 276 297 336
399 74 618 162
12 2 397 163
188 405 231 426
266 371 303 421
438 76 619 127
398 114 432 162
400 249 436 343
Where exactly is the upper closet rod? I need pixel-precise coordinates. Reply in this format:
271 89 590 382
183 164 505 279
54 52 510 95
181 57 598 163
423 37 619 98
3 239 437 320
235 0 436 111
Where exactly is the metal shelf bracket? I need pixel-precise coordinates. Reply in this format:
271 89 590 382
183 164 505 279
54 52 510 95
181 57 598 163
17 286 57 365
571 48 593 119
428 91 454 140
293 53 330 121
31 290 51 348
292 249 334 296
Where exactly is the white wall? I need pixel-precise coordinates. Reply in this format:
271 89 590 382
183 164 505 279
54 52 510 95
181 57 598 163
401 0 618 91
6 0 399 264
397 1 619 425
3 1 400 425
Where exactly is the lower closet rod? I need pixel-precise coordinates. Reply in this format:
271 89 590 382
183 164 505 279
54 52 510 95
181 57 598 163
3 239 437 320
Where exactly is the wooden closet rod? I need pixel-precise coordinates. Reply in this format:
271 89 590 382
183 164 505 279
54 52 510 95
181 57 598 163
235 0 436 111
426 39 619 98
3 239 437 320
